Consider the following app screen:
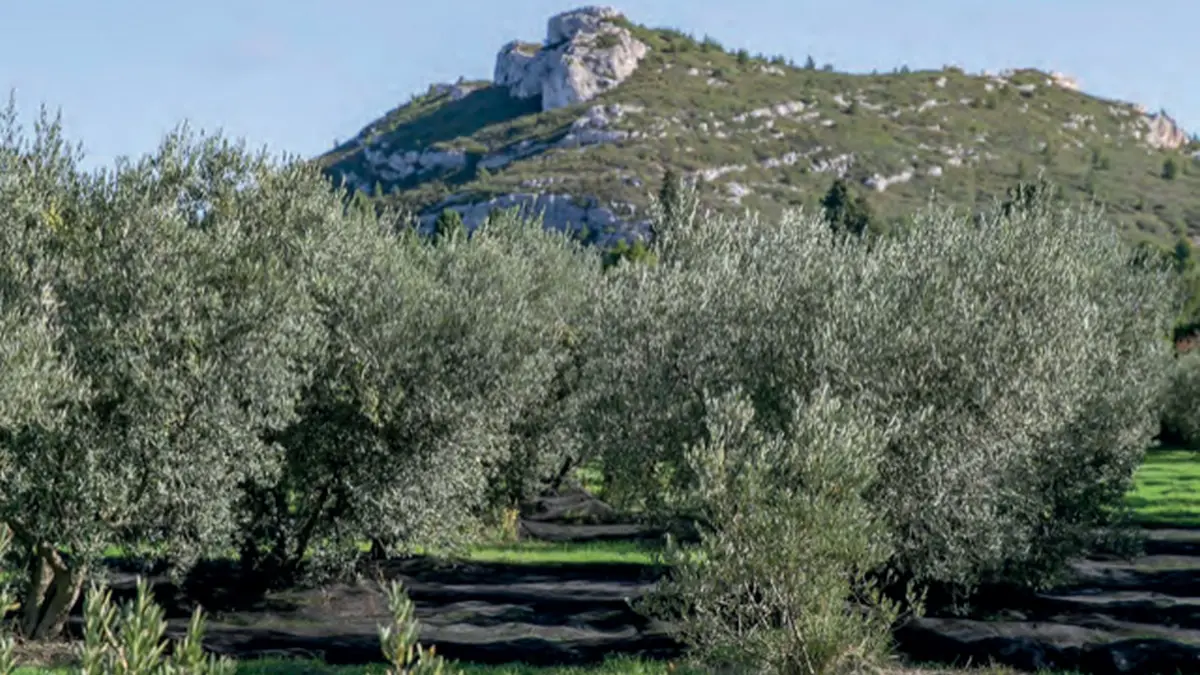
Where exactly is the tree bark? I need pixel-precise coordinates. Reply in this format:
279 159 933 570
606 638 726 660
20 552 52 637
31 563 86 639
22 544 87 640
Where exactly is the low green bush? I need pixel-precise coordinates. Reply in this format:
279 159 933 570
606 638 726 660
638 388 912 675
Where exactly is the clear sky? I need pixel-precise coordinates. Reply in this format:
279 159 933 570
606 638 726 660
1 0 1195 171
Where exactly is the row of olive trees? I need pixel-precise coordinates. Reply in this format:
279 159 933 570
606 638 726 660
574 179 1177 672
0 101 605 638
0 99 1180 673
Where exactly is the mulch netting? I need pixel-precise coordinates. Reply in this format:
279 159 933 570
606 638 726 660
72 489 1200 674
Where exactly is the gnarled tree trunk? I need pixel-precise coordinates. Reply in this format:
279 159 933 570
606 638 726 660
14 536 88 640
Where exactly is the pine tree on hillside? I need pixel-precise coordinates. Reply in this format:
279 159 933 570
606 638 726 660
1163 157 1179 180
821 178 873 238
658 168 683 225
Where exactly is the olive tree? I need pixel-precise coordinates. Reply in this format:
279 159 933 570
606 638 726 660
0 103 355 638
235 207 604 584
1160 349 1200 448
638 387 902 675
578 183 1174 596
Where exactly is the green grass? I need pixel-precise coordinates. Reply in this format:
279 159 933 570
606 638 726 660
466 539 658 565
1126 446 1200 526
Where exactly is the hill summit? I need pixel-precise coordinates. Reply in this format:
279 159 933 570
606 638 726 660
318 6 1200 247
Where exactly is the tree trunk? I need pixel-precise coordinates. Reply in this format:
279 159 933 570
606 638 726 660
30 564 86 639
20 553 52 637
21 545 87 640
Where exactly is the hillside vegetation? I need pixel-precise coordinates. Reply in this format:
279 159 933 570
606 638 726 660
318 20 1200 248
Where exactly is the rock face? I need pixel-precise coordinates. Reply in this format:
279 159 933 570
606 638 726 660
1143 111 1188 150
362 146 468 182
494 6 649 111
1048 71 1081 91
418 192 649 246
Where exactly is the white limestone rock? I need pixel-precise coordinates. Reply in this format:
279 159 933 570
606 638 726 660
494 6 649 111
1048 71 1080 91
419 191 649 246
363 146 468 181
1142 111 1188 150
864 168 915 192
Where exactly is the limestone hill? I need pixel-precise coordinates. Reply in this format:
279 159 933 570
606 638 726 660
317 6 1200 248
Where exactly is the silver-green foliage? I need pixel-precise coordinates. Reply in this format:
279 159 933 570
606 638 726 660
0 102 348 637
580 184 1174 590
236 206 604 579
1160 349 1200 448
0 525 18 675
379 580 460 674
78 579 235 675
639 387 903 675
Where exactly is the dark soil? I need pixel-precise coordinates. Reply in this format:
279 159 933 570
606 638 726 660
893 527 1200 675
63 489 1200 673
87 558 678 666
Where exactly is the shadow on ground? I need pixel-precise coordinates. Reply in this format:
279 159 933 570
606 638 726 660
68 489 1200 674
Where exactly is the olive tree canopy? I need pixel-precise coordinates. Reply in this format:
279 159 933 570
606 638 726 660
578 185 1174 592
0 101 359 638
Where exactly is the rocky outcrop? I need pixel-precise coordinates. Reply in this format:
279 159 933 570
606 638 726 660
557 102 640 147
1142 111 1188 150
362 146 468 181
1048 71 1081 91
430 81 482 101
418 192 648 246
494 6 649 111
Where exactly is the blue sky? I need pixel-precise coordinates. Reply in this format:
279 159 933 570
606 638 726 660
1 0 1196 170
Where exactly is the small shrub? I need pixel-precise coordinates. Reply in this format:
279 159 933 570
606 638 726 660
434 207 466 241
1163 157 1180 180
639 388 910 675
593 32 621 50
32 571 457 675
379 580 460 674
77 578 235 675
699 35 723 52
821 178 873 238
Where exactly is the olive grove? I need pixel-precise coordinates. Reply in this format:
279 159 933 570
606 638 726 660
0 95 1183 675
578 181 1174 598
0 103 358 637
0 102 602 636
